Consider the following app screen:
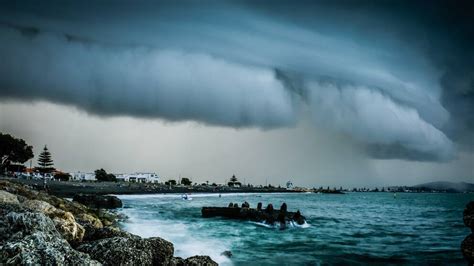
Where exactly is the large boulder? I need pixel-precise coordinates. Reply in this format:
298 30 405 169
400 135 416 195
76 213 104 229
77 235 174 265
73 194 122 209
183 256 218 266
464 201 474 232
82 226 132 242
462 234 474 264
51 210 85 244
0 181 90 215
0 190 19 204
0 209 100 265
22 199 85 243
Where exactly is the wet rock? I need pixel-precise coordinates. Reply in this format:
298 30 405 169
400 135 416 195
463 201 474 231
0 209 100 265
77 236 174 265
202 205 306 226
221 250 233 258
82 226 133 242
462 233 474 264
183 256 218 266
0 190 19 204
73 194 122 209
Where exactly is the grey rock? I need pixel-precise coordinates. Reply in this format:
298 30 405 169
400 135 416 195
73 194 122 209
221 250 232 258
82 225 134 242
77 235 174 265
0 190 19 204
183 256 218 266
0 209 100 265
463 201 474 232
462 233 474 264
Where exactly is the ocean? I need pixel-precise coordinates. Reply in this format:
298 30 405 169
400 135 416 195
117 192 473 265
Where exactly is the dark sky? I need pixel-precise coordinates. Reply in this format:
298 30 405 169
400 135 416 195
0 1 473 186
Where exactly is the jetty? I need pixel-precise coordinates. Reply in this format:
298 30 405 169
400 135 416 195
202 202 306 227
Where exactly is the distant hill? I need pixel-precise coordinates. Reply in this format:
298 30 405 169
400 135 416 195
412 181 474 192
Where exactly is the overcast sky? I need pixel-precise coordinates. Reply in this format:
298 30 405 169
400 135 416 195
0 0 473 187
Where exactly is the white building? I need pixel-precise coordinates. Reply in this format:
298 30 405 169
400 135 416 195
71 171 96 181
117 172 160 183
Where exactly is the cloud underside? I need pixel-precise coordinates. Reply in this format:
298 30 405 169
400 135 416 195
0 24 457 161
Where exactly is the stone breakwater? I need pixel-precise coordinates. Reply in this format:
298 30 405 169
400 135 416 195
0 181 217 265
462 201 474 264
202 202 306 228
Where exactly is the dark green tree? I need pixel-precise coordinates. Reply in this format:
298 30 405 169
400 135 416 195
54 172 71 181
94 168 116 182
0 133 34 173
227 174 241 187
181 177 192 186
165 179 177 186
37 145 54 173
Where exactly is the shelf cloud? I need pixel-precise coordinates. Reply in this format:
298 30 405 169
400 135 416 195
0 1 472 162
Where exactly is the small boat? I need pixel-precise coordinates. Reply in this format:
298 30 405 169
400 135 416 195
182 193 192 201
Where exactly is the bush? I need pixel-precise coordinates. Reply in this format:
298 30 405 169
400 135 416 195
165 179 177 186
181 178 192 186
95 168 116 182
54 173 71 181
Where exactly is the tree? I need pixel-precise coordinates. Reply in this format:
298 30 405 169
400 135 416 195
95 168 116 182
0 133 34 173
181 177 192 186
165 179 177 186
228 174 241 187
37 145 54 173
54 172 71 181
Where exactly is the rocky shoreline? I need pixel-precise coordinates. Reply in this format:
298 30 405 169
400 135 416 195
462 201 474 264
0 180 217 265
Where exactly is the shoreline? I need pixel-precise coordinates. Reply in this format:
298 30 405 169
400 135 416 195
1 177 304 197
0 179 218 265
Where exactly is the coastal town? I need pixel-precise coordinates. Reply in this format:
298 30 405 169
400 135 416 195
2 133 473 196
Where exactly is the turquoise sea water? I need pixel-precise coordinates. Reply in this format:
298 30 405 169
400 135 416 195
117 192 473 265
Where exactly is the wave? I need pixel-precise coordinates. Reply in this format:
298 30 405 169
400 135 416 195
115 192 292 200
119 209 233 265
250 220 311 229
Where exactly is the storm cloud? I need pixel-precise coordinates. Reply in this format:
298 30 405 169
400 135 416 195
0 0 472 162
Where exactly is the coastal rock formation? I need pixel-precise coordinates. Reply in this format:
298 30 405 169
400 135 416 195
22 199 86 243
182 256 218 266
0 180 218 266
82 226 133 242
73 194 123 209
202 203 306 226
77 235 174 265
462 201 474 264
76 212 104 229
0 203 100 265
0 190 19 204
463 201 474 231
462 234 474 264
170 256 218 266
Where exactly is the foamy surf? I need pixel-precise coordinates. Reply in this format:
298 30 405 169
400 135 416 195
119 208 233 265
250 220 311 229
